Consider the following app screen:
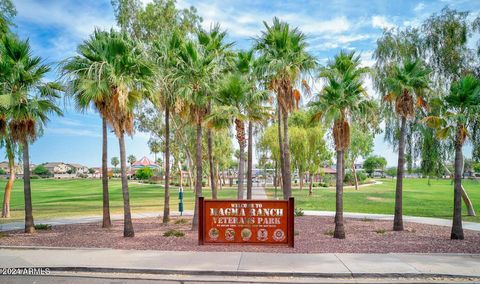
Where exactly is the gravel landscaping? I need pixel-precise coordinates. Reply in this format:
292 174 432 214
1 216 479 253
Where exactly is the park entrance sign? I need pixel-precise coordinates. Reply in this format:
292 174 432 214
198 197 294 247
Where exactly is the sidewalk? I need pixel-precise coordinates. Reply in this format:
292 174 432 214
0 247 479 278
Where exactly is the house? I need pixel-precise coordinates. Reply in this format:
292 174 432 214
68 163 89 174
0 161 32 175
43 162 72 174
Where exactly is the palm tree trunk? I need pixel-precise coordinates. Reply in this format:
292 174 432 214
274 160 278 198
451 133 464 240
191 122 203 231
352 160 359 191
247 121 253 199
207 129 217 199
394 116 407 231
23 143 35 234
2 141 15 218
282 111 292 199
334 149 345 239
308 172 313 196
235 119 246 200
163 107 170 224
118 133 134 237
277 105 285 196
101 118 112 228
299 172 304 190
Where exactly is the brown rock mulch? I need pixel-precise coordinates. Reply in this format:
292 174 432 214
0 216 479 253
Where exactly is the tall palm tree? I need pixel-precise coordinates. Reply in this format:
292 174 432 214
310 51 376 239
424 74 480 239
61 29 117 228
68 29 152 237
151 31 183 223
384 59 431 231
0 34 63 228
207 73 270 199
198 24 234 200
175 27 232 230
255 17 316 199
236 50 269 199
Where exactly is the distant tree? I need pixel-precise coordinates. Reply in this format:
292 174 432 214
88 168 96 174
473 163 480 173
148 139 162 164
111 157 119 169
345 125 374 190
385 167 397 179
135 167 154 180
363 156 387 177
33 165 52 177
128 155 137 166
0 168 6 175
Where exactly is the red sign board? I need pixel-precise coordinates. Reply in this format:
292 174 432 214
198 197 294 247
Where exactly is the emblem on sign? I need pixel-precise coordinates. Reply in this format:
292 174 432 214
241 228 252 241
273 229 286 241
208 228 219 240
225 228 235 241
257 228 268 241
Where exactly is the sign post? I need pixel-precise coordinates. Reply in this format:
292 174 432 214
198 197 294 247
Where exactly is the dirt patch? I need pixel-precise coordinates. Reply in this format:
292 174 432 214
1 216 479 253
367 197 392 202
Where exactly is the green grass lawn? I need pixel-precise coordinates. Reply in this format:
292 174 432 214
266 178 480 223
0 178 237 223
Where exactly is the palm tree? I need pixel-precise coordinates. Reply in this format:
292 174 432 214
151 31 183 223
111 157 119 170
198 24 234 200
310 51 376 239
66 29 152 237
384 59 431 231
0 34 63 229
424 74 480 239
207 73 269 199
148 139 161 163
255 17 316 199
236 50 270 199
61 31 116 228
128 155 136 166
101 30 152 237
175 30 231 230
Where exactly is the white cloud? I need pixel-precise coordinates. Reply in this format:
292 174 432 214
414 2 426 12
371 15 395 30
15 0 115 39
46 127 102 138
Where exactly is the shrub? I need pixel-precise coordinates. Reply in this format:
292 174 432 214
174 218 189 225
294 208 304 217
135 167 154 180
374 228 387 235
30 175 41 180
34 224 52 230
324 229 334 236
163 229 185 237
0 168 6 175
32 165 52 178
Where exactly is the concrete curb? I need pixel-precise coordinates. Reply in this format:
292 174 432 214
38 266 480 279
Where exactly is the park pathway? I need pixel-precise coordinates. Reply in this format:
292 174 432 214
243 184 267 199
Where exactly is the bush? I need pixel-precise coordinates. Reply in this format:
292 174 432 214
32 165 52 178
30 175 41 180
294 208 304 217
135 167 154 180
34 224 52 230
0 168 6 175
163 229 185 237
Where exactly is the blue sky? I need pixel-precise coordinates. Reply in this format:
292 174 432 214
2 0 479 167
